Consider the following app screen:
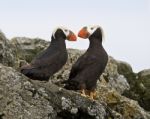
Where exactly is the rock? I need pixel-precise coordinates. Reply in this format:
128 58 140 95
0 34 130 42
10 37 49 63
0 64 150 119
101 57 130 94
138 69 150 77
116 60 137 88
0 63 113 119
0 31 17 67
124 69 150 111
117 60 133 75
96 86 150 119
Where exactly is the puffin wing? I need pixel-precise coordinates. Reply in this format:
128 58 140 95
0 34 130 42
69 54 85 79
20 51 60 75
69 54 98 79
30 51 60 68
69 64 79 79
20 51 61 79
66 55 99 90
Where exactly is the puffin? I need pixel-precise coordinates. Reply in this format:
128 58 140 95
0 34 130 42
64 25 108 99
20 27 77 81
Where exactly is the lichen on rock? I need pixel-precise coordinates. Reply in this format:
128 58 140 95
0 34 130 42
0 63 113 119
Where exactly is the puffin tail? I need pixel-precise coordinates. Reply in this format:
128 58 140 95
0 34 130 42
21 68 33 77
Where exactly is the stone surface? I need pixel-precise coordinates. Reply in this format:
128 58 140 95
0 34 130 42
0 64 112 119
0 64 150 119
124 69 150 111
101 57 130 94
96 86 150 119
0 31 17 67
10 37 49 63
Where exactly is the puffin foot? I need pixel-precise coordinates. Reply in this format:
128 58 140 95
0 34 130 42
80 89 87 97
89 91 97 100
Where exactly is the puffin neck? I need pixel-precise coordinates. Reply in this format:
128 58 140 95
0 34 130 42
89 37 102 49
50 36 66 50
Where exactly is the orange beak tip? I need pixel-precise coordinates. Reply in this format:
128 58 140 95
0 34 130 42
78 29 89 39
68 34 77 41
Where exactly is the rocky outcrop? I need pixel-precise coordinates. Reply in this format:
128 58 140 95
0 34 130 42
0 63 113 119
137 69 150 110
0 31 150 118
124 69 150 111
10 37 49 63
101 57 130 94
96 85 150 119
0 64 149 119
0 31 17 67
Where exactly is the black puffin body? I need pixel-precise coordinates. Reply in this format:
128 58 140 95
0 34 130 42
21 28 76 81
65 26 108 99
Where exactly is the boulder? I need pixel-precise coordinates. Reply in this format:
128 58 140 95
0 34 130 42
10 37 49 63
124 69 150 111
116 60 137 88
0 63 113 119
96 86 150 119
0 31 17 67
0 63 149 119
101 57 130 94
137 69 150 110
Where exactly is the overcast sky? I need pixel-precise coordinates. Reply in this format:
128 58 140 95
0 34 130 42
0 0 149 72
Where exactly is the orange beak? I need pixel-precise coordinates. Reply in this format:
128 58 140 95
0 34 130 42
78 28 90 39
67 31 77 41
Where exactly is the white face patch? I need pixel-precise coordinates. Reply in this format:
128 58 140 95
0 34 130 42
86 25 100 36
52 26 70 39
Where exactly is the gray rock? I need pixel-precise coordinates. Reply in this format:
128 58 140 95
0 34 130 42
107 75 129 94
1 63 148 119
10 37 49 63
116 59 137 87
100 57 130 94
0 63 112 119
96 85 150 119
136 69 149 110
0 31 17 67
138 69 150 77
117 60 133 75
123 69 150 111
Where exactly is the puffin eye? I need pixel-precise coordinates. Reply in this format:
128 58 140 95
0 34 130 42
64 29 68 32
83 27 87 29
91 27 94 30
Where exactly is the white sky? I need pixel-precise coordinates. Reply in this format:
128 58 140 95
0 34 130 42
0 0 150 72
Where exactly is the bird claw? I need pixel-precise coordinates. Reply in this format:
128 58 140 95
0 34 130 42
89 91 97 100
80 89 97 100
80 89 87 97
81 93 87 97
